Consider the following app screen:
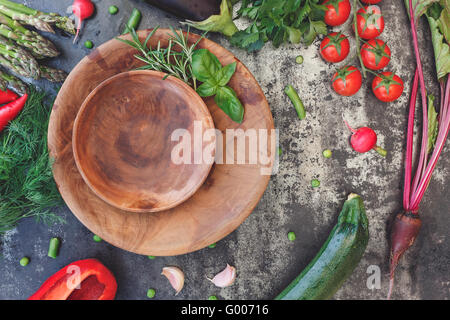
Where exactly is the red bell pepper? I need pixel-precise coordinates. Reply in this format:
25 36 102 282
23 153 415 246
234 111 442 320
28 259 117 300
0 89 18 104
0 93 28 133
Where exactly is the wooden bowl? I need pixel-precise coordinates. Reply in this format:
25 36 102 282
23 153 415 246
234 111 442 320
72 70 215 213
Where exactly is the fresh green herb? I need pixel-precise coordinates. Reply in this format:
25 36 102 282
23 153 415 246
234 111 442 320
93 234 102 242
20 256 30 266
122 8 141 35
84 40 93 49
311 179 320 188
288 231 296 242
148 255 156 260
192 48 244 123
117 27 203 90
284 85 306 120
322 149 332 158
48 237 60 259
230 0 327 52
109 5 119 15
208 243 217 248
295 55 304 64
208 295 218 300
0 88 64 234
147 288 156 298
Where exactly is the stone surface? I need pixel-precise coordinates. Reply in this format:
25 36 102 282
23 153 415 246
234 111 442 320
0 0 449 300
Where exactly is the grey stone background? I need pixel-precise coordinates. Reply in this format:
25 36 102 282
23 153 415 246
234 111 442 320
0 0 449 300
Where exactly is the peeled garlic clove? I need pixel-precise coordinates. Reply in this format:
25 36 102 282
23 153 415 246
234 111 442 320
207 264 236 288
161 266 185 295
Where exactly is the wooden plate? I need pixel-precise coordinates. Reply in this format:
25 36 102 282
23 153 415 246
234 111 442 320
48 29 275 256
72 70 215 213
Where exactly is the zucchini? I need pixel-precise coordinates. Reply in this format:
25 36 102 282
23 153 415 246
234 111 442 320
275 193 369 300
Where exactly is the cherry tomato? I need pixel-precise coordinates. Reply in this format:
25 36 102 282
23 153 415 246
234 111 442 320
372 72 404 102
332 66 362 96
323 0 351 26
361 0 382 3
320 32 350 63
355 5 385 39
361 38 391 70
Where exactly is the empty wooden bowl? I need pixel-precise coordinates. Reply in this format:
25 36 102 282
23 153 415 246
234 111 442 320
72 70 215 213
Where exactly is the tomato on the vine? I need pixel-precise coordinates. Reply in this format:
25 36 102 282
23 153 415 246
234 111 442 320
372 72 404 102
320 32 350 63
361 39 391 70
323 0 351 26
355 5 385 39
332 66 362 96
361 0 382 3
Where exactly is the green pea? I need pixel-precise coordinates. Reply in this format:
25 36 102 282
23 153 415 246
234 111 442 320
311 179 320 188
20 257 30 267
148 255 156 260
147 288 156 298
109 5 119 15
287 231 296 242
208 243 216 249
322 149 332 158
295 55 304 64
84 40 94 49
93 235 102 242
208 295 218 300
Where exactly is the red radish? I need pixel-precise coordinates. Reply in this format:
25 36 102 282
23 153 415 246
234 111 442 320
72 0 95 43
344 120 387 156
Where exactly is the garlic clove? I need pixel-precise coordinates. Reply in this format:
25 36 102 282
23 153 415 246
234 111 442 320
161 266 185 295
207 264 236 288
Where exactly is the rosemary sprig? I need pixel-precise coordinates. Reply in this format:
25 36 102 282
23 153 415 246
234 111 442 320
116 26 204 90
0 87 64 234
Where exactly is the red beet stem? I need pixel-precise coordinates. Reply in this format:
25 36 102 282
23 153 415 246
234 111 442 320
388 211 422 299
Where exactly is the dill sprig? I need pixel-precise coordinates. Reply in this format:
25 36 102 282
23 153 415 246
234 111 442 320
117 26 204 90
0 87 64 234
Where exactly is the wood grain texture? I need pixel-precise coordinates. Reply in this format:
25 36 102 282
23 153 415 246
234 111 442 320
48 29 275 256
72 70 215 213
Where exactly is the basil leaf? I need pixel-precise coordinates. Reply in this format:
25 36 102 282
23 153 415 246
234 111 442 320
196 80 218 97
192 49 222 82
214 86 244 123
215 62 237 86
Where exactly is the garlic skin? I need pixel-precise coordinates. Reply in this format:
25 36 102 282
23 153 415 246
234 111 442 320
161 266 185 295
208 264 236 288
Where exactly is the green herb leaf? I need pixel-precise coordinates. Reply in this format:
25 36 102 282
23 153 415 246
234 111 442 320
426 13 450 80
196 80 219 97
192 48 222 82
215 62 237 86
214 86 244 123
303 20 327 46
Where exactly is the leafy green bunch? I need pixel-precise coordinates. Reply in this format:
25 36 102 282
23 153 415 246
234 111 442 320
230 0 328 52
0 88 63 233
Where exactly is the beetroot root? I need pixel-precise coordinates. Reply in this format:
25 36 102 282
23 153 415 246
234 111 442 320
388 211 422 299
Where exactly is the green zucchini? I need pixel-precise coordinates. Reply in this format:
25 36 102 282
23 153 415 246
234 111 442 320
275 193 369 300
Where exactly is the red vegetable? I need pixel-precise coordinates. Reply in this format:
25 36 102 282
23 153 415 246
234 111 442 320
361 38 391 70
323 0 351 27
372 72 404 102
332 66 362 96
355 5 385 39
320 32 350 63
28 259 117 300
344 120 387 156
72 0 95 43
0 94 28 133
0 89 18 104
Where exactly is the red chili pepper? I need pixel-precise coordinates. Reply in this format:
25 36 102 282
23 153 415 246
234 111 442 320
28 259 117 300
0 89 18 104
0 94 28 133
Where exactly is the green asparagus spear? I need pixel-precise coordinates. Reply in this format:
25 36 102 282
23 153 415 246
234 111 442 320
39 65 67 83
0 68 27 94
0 5 54 33
0 35 39 79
